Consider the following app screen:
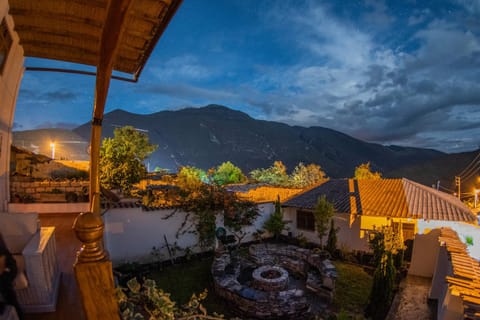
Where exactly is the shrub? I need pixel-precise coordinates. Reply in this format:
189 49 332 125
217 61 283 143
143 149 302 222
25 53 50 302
116 278 223 320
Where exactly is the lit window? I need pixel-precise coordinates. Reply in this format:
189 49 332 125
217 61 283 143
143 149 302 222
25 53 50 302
0 18 12 74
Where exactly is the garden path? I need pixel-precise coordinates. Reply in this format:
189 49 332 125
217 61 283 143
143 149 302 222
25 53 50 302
388 275 433 320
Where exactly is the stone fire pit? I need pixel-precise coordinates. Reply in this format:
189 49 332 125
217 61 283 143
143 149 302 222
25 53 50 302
211 243 337 319
252 265 289 291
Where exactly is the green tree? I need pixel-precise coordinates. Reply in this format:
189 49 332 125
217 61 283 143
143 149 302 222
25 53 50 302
366 226 404 320
100 126 157 194
250 160 289 186
176 166 207 192
223 197 259 244
326 219 338 256
367 251 396 320
263 195 286 239
290 162 327 188
354 162 382 179
313 195 335 247
212 161 246 185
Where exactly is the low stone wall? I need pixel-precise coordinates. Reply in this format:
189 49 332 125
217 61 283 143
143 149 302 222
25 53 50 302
212 252 309 319
212 244 337 319
10 180 89 202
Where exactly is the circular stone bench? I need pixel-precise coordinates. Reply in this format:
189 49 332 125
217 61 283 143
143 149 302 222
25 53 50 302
211 244 337 319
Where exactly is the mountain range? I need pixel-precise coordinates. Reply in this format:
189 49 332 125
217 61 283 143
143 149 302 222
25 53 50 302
13 105 479 198
68 104 444 178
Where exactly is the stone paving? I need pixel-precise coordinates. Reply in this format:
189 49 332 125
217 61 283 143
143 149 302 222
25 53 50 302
388 275 433 320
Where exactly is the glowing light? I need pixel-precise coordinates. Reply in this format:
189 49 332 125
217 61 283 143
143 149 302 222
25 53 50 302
50 142 55 159
474 189 479 209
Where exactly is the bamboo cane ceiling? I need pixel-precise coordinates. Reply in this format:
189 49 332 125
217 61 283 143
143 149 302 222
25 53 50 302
8 0 182 79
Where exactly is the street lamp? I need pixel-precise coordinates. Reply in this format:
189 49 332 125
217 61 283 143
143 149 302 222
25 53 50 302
50 142 55 159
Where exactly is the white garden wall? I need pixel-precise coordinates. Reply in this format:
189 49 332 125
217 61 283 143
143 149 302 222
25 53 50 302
103 202 275 265
408 228 441 277
8 202 89 214
417 219 480 260
282 207 369 252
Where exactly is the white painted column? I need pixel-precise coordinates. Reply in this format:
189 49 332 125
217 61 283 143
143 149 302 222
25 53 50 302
0 0 25 211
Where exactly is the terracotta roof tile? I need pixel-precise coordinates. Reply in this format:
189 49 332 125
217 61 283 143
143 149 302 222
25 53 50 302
439 228 480 319
357 179 408 218
283 178 476 222
402 179 475 222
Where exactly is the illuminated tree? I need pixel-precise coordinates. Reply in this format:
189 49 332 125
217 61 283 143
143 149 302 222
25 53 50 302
100 126 157 194
354 162 382 179
250 160 289 186
313 195 335 247
175 166 207 192
290 162 326 188
212 161 246 185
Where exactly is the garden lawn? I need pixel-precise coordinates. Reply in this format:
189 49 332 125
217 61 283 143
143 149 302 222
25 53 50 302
148 256 373 318
148 257 235 318
332 261 373 316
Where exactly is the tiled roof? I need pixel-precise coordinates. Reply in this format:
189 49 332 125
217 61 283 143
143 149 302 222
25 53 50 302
225 183 268 193
357 179 408 218
283 178 476 222
439 228 480 319
402 179 476 222
282 179 353 213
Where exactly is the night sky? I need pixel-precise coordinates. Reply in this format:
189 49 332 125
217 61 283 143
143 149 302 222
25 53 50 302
13 0 480 153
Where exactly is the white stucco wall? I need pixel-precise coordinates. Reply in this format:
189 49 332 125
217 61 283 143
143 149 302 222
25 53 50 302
8 202 89 214
417 220 480 260
103 203 275 265
429 246 450 301
282 207 369 252
0 1 24 211
438 288 464 320
408 228 441 277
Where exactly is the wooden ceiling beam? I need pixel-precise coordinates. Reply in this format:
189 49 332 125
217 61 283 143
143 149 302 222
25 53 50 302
12 17 102 38
9 0 107 10
21 44 98 65
20 36 99 52
9 8 104 28
133 0 183 78
68 0 107 9
89 0 135 216
14 26 100 42
22 41 98 58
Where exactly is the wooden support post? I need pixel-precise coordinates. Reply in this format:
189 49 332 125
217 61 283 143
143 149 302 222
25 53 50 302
75 1 134 319
89 0 134 215
74 260 118 319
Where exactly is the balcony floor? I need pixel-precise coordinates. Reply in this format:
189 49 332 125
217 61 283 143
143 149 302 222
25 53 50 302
25 212 85 320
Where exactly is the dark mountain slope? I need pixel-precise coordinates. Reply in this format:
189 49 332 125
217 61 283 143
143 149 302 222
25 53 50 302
73 105 444 178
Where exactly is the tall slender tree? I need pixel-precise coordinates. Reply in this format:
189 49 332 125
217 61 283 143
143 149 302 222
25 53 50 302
326 219 338 256
263 195 286 239
313 195 335 247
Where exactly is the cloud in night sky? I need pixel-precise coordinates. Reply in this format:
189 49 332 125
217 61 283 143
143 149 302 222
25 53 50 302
14 0 480 153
